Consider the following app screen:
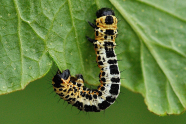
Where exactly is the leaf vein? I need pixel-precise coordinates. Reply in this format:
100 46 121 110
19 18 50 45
137 0 186 22
67 0 85 73
13 0 23 87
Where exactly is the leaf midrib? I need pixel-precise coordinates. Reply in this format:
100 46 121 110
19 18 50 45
67 0 85 73
13 0 23 88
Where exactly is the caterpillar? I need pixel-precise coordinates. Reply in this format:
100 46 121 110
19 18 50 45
52 8 120 112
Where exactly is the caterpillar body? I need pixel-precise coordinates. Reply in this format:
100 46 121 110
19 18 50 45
52 8 120 112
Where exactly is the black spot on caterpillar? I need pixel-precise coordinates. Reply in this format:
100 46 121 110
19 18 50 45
52 8 120 112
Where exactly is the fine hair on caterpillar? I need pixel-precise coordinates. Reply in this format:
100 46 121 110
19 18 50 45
52 8 120 112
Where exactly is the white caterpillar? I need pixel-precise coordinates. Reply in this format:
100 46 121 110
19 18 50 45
52 8 120 112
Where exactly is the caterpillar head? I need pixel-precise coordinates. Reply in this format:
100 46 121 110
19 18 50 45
96 8 115 18
96 8 117 26
52 69 71 87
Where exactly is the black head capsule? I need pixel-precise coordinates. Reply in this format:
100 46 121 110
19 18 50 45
96 8 115 18
52 70 70 88
59 69 71 80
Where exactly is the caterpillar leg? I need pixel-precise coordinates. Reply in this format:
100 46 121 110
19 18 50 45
86 36 96 43
73 74 84 87
88 21 96 28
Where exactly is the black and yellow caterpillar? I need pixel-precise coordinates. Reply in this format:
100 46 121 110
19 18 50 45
52 8 120 112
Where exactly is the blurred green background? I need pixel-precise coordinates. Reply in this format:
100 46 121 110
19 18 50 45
0 65 186 124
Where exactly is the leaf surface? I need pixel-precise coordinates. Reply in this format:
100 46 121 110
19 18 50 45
0 0 186 115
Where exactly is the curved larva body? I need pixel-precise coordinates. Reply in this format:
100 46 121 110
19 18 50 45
52 8 120 112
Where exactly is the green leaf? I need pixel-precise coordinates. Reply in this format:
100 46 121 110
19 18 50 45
110 0 186 115
0 0 186 115
0 0 53 94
